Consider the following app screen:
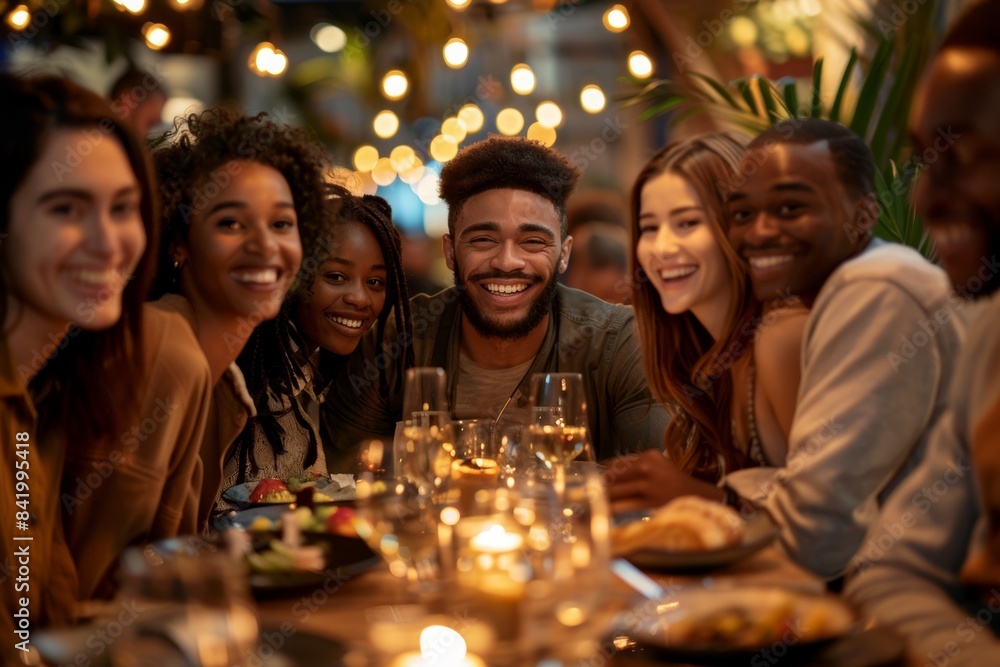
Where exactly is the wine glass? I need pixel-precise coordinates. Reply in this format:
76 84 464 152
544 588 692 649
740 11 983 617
354 440 444 602
528 373 593 500
402 367 449 418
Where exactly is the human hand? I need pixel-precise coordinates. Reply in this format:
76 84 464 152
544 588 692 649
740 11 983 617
603 450 724 514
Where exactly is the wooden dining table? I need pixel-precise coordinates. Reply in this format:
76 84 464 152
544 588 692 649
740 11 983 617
255 545 911 667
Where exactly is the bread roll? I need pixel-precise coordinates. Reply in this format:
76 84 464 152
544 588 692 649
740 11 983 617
612 495 745 554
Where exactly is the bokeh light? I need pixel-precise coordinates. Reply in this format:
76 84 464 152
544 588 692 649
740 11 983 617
371 157 398 187
496 108 525 135
373 110 400 138
580 85 606 113
381 70 409 101
628 50 653 78
430 135 459 162
527 122 557 147
535 101 563 128
458 104 485 133
443 38 469 68
603 4 629 32
353 145 379 172
510 64 536 95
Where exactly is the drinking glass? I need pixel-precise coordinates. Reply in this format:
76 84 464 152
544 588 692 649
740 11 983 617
527 373 593 467
402 367 449 418
519 467 611 661
354 440 445 601
110 546 259 667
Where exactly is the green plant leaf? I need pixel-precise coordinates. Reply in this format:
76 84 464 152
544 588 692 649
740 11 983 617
688 71 739 108
735 77 762 118
754 75 782 123
850 37 894 139
829 48 859 123
810 57 824 117
780 77 799 118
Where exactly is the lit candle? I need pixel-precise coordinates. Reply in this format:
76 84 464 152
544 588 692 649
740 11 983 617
451 458 500 516
387 625 487 667
460 524 527 641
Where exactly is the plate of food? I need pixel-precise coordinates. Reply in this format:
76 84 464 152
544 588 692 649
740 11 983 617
613 586 858 665
222 473 356 509
611 496 778 571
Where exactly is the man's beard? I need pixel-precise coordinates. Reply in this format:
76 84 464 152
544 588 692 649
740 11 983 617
454 267 559 340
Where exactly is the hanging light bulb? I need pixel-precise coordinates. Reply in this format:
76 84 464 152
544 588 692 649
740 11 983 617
603 4 629 32
510 64 535 95
580 85 606 113
6 5 30 31
353 145 379 172
381 70 409 101
458 104 485 133
143 23 171 50
496 108 525 135
443 38 469 69
628 51 653 78
535 101 563 128
373 110 400 139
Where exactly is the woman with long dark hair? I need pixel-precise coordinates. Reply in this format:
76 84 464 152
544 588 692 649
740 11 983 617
220 186 413 507
150 107 331 525
607 133 808 510
0 73 212 646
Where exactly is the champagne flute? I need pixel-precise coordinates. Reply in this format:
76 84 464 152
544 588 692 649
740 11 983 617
402 367 448 418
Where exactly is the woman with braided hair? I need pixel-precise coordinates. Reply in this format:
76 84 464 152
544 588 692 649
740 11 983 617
218 185 413 509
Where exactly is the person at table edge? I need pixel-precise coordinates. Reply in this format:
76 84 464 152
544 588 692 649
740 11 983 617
845 1 1000 663
322 135 667 471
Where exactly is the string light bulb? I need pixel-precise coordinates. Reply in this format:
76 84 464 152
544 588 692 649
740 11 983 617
112 0 146 15
603 4 629 32
381 70 409 101
628 51 653 78
458 105 485 133
580 85 606 113
527 122 557 147
373 110 400 139
443 38 469 68
496 108 525 135
6 5 30 31
510 64 535 95
248 42 288 77
143 23 171 50
535 101 563 128
353 145 379 172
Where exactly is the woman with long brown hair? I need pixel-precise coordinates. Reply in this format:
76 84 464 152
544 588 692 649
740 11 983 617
607 133 808 511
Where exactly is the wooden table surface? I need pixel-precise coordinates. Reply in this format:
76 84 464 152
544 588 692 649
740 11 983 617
255 546 910 666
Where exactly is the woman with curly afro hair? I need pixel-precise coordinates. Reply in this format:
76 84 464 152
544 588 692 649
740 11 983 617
149 107 330 526
215 185 413 512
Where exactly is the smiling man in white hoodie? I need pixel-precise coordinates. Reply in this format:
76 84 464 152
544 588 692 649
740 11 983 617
723 118 966 581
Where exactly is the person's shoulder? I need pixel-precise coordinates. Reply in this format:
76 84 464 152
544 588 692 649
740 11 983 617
821 240 951 309
756 304 809 350
141 303 210 380
831 240 949 291
555 284 634 330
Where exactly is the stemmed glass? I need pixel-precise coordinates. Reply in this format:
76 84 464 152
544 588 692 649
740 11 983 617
399 367 454 497
528 373 593 496
354 440 442 601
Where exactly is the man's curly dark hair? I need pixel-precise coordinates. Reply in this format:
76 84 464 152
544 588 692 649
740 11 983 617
149 107 330 298
438 134 582 238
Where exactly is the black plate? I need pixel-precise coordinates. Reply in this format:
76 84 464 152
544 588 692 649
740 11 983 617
613 509 779 572
145 533 378 599
611 586 859 665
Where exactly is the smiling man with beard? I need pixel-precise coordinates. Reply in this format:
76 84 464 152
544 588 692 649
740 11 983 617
845 2 1000 663
721 118 967 581
322 136 666 471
